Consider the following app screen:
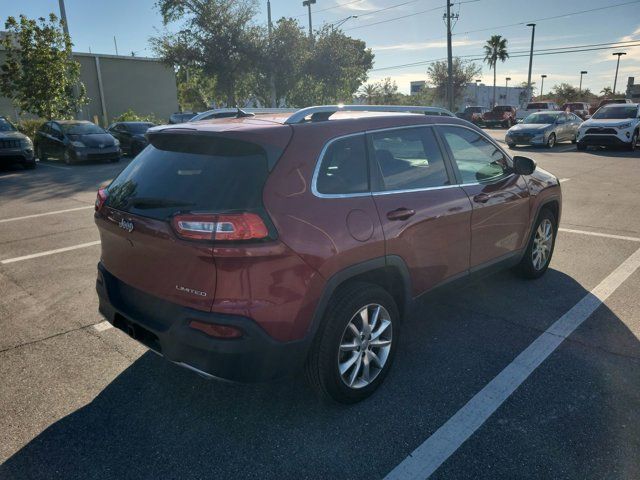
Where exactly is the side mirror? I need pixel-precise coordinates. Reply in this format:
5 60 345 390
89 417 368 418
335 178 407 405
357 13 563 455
513 155 536 175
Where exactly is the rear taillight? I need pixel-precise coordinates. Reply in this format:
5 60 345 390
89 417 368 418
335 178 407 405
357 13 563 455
189 320 243 339
95 188 108 212
171 213 269 241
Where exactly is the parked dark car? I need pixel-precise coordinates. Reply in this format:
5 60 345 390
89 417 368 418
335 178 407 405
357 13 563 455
169 112 198 124
561 102 591 120
457 106 490 125
107 121 155 157
94 105 561 403
0 116 35 169
482 105 518 127
35 120 121 164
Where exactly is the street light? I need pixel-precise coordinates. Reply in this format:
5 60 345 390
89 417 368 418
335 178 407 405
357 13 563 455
579 70 587 96
302 0 316 38
612 52 627 96
526 23 536 103
475 79 481 105
330 15 358 29
540 74 547 98
505 77 511 105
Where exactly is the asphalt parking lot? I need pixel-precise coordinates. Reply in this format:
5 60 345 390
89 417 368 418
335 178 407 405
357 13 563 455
1 137 639 479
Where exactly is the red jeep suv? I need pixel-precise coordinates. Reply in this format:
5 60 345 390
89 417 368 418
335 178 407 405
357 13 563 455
94 105 561 403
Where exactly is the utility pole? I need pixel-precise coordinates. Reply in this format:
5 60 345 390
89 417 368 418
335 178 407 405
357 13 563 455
444 2 458 112
612 52 626 96
302 0 316 39
540 74 547 98
579 70 587 96
113 36 119 55
505 77 511 104
475 79 481 105
58 0 70 37
267 0 276 107
525 23 536 103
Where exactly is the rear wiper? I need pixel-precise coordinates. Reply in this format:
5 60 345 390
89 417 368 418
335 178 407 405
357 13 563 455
127 197 195 209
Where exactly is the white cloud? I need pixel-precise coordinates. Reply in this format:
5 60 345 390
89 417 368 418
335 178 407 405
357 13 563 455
372 39 483 52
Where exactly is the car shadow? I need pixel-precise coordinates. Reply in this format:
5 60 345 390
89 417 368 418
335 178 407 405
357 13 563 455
1 268 638 479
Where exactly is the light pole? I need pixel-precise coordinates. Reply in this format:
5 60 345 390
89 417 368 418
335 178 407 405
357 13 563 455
526 23 536 103
579 70 587 96
302 0 316 38
475 79 481 105
540 74 547 98
505 77 511 104
612 52 627 96
330 15 358 29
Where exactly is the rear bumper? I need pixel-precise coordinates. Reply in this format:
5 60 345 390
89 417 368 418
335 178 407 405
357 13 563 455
96 263 310 382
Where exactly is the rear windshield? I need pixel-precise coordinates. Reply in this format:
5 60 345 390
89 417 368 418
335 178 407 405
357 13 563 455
465 107 483 113
526 103 550 109
494 106 512 112
105 135 268 221
592 106 638 119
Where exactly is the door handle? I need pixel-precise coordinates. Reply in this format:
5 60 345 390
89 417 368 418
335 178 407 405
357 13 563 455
387 208 415 221
473 193 491 203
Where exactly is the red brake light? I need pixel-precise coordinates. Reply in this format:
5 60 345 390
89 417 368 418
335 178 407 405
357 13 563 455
95 188 108 212
171 213 269 241
189 320 243 339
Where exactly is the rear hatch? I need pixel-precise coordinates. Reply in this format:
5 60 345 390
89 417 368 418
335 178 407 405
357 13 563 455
95 130 279 311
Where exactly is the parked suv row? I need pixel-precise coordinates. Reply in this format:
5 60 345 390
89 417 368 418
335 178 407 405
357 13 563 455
94 105 562 403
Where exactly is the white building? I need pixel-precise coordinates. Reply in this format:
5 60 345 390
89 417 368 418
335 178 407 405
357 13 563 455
408 81 528 110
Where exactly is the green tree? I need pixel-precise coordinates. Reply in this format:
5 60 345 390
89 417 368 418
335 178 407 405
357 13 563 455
374 77 400 104
483 35 509 107
358 83 380 105
551 83 579 104
600 86 613 97
0 14 87 119
290 25 374 105
427 58 482 109
152 0 262 105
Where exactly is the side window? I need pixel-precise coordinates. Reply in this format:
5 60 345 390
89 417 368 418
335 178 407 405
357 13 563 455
50 123 63 138
316 135 368 195
370 127 449 191
439 126 510 184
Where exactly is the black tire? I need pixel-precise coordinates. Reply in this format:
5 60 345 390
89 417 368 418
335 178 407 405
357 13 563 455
507 143 516 149
63 149 74 165
37 145 47 161
546 133 556 149
571 134 577 144
628 130 638 151
23 161 36 170
577 142 587 151
516 208 557 279
110 155 121 163
305 282 399 404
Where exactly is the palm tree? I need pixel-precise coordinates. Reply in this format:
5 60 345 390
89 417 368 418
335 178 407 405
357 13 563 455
359 83 380 105
483 35 509 107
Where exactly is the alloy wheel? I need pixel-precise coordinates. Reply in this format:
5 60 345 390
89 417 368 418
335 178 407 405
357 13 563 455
338 303 392 389
547 133 556 148
532 218 553 270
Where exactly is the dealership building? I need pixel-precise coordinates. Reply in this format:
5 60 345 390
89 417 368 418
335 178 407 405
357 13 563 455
0 37 179 125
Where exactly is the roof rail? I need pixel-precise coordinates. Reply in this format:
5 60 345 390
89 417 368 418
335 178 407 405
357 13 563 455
283 105 455 124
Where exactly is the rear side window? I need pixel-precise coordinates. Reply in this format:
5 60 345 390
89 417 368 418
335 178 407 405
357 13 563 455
371 127 449 191
106 135 268 220
439 126 510 184
316 135 368 195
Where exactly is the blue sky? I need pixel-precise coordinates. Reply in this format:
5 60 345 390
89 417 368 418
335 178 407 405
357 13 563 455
1 0 639 94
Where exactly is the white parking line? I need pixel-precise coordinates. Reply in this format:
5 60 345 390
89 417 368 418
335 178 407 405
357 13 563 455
385 247 640 480
0 241 101 264
559 228 640 243
559 178 570 183
37 162 70 170
0 205 94 223
93 321 113 332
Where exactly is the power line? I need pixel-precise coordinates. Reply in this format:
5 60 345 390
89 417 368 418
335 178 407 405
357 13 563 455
292 0 364 18
452 0 640 37
371 41 640 71
346 4 443 30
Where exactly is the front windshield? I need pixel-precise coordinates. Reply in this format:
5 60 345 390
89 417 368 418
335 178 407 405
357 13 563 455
62 123 105 135
127 123 154 134
523 113 559 124
0 118 17 132
592 106 637 119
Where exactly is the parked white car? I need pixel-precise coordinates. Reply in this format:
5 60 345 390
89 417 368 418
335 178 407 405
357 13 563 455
576 103 640 151
516 101 560 121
